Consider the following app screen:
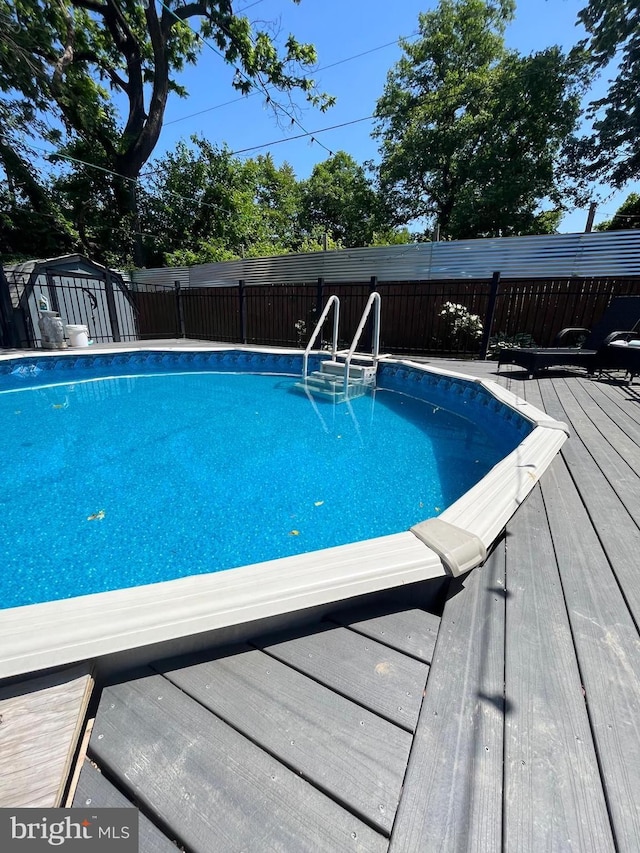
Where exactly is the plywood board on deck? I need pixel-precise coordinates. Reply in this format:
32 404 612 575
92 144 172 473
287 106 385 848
89 671 387 853
327 607 440 663
0 663 93 807
157 645 410 835
257 624 429 731
389 541 506 853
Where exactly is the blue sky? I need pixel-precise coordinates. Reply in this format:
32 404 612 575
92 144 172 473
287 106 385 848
152 0 634 234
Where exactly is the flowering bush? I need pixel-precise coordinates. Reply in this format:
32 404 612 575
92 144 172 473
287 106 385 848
439 302 483 341
294 318 307 346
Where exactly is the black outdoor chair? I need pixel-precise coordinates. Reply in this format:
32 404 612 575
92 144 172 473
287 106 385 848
497 295 640 378
598 333 640 383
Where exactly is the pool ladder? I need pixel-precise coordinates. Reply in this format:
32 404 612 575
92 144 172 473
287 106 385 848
296 292 381 403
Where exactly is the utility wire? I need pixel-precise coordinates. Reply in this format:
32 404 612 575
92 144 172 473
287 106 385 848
228 115 374 155
164 31 420 128
155 0 335 157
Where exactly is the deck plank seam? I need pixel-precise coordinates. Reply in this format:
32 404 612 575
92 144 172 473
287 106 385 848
83 751 183 851
323 612 440 665
540 380 640 631
385 608 451 846
254 641 422 734
536 468 621 851
564 377 640 471
558 376 640 490
578 377 640 437
153 663 395 840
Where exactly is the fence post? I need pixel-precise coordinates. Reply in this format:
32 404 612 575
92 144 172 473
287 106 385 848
479 270 501 360
315 277 324 317
0 263 18 348
104 272 121 342
175 280 186 338
369 276 378 351
238 279 247 343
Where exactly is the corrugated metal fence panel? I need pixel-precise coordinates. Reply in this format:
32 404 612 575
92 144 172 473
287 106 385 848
128 231 640 288
129 267 190 289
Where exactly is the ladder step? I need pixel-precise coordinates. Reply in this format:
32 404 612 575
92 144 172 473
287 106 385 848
293 381 368 402
320 360 375 379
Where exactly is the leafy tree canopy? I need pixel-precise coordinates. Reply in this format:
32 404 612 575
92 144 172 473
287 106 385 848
299 151 381 247
0 0 333 264
374 0 586 240
139 140 406 265
574 0 640 187
595 192 640 231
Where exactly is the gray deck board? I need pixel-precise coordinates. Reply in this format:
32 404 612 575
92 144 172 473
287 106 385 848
532 378 640 626
327 607 440 663
539 452 640 852
388 541 506 853
156 645 411 835
89 671 387 853
551 380 640 521
503 482 615 852
257 624 429 731
578 377 640 437
73 760 177 853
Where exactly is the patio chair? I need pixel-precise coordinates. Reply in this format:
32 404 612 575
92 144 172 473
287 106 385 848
598 333 640 383
497 295 640 378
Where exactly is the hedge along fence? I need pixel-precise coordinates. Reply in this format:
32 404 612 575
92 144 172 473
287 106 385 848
128 274 640 357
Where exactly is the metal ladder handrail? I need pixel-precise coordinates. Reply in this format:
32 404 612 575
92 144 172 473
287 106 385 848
302 294 340 382
342 291 381 394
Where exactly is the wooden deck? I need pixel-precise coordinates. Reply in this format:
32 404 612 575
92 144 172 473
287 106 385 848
0 662 93 807
65 361 640 851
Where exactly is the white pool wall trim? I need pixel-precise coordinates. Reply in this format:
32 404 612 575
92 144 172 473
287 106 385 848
0 345 568 680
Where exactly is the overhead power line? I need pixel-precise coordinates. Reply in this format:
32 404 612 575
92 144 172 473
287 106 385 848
164 31 420 128
228 115 374 156
156 0 335 157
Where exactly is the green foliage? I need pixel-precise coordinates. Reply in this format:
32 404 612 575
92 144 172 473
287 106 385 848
0 0 332 264
374 0 585 239
299 151 381 247
595 192 640 231
141 137 305 265
139 141 412 266
574 1 640 186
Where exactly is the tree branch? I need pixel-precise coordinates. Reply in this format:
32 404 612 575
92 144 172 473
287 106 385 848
72 0 108 13
72 51 129 92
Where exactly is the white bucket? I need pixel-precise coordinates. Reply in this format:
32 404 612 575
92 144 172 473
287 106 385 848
65 324 89 347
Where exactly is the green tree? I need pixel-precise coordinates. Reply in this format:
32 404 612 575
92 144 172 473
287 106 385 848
574 1 640 187
0 0 332 265
299 151 381 247
374 0 585 239
141 137 305 264
595 192 640 231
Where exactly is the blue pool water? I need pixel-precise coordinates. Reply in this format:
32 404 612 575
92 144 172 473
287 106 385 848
0 359 529 608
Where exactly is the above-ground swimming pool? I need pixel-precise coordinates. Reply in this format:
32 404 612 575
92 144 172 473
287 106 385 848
0 346 568 679
1 351 530 609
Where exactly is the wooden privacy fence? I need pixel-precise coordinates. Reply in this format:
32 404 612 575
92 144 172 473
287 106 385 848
129 274 640 357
